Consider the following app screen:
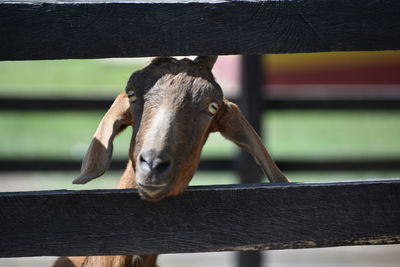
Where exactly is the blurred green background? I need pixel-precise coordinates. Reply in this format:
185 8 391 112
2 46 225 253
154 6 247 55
0 56 399 192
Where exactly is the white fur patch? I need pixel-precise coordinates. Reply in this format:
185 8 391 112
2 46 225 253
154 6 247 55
142 108 174 150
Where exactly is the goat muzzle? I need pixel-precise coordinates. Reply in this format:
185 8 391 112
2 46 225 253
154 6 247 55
138 149 172 177
135 149 175 200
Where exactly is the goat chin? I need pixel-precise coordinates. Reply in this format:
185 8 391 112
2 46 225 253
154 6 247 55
137 187 168 202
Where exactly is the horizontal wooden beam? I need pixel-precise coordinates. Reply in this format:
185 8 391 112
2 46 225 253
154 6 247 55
0 159 232 172
0 179 399 257
1 0 400 60
1 159 400 172
0 97 113 111
1 97 400 111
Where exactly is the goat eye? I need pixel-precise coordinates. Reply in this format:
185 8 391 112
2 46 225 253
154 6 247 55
208 102 219 115
127 90 137 102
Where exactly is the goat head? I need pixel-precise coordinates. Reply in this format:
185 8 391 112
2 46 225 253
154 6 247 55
73 56 289 201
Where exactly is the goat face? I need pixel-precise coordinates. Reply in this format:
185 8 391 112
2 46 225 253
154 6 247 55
73 56 288 201
129 56 223 200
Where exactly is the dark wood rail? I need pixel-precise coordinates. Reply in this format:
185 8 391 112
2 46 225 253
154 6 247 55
1 0 400 60
1 159 400 172
1 97 400 111
0 179 399 257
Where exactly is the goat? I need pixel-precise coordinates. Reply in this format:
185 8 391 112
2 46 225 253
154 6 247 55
53 56 289 267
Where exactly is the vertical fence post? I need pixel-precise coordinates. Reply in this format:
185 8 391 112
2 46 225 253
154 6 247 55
236 55 265 267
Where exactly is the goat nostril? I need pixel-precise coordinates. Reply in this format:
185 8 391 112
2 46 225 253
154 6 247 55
139 154 148 164
154 160 170 174
138 151 172 175
139 154 152 174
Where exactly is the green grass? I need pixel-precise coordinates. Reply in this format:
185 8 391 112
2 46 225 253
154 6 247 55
0 111 236 159
0 111 109 159
0 59 399 189
0 111 399 160
266 110 400 160
1 110 399 189
0 59 143 97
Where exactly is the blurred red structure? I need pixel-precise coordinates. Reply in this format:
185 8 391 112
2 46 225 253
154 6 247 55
213 51 400 99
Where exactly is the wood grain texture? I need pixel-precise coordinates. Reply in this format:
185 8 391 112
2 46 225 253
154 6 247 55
0 179 399 257
3 97 400 111
0 159 232 172
1 0 399 60
2 159 400 172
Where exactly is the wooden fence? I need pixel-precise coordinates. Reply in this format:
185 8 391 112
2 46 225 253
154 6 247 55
1 0 400 60
1 180 400 257
1 0 400 266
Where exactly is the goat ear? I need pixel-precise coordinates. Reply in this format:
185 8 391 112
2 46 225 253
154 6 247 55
194 56 218 70
73 93 132 184
212 99 290 183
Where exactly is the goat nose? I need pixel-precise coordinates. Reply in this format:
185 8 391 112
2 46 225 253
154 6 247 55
138 150 172 175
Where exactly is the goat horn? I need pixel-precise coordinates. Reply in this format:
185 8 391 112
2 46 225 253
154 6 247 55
194 56 218 69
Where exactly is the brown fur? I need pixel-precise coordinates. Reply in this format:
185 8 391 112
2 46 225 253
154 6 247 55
56 56 289 267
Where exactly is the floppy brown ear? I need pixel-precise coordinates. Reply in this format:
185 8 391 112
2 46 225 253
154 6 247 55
73 93 133 184
213 99 290 183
